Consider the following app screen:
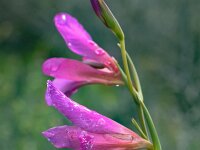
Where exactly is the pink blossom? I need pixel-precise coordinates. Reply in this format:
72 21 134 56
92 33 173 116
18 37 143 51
42 13 123 105
42 81 152 150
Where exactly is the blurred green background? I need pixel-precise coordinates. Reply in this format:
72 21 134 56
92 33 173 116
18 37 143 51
0 0 200 149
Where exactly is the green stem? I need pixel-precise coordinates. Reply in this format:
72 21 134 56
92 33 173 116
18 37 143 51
119 39 138 100
119 39 161 150
126 52 148 137
118 40 148 138
141 102 162 150
127 53 143 100
131 118 148 140
138 104 148 138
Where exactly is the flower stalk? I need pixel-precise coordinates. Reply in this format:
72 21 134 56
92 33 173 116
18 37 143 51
119 40 138 100
141 102 162 150
42 12 152 150
120 38 162 150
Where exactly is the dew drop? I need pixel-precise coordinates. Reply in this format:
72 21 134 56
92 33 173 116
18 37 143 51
56 14 67 25
79 131 94 150
104 61 111 66
95 49 105 56
51 66 58 72
69 107 74 111
68 42 72 47
97 118 106 126
88 40 97 47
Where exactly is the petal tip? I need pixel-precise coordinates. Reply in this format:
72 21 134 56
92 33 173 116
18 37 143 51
46 80 55 98
42 58 65 77
54 13 70 26
47 80 54 93
45 88 53 106
42 130 53 139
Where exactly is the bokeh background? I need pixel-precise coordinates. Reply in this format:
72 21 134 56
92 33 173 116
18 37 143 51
0 0 200 149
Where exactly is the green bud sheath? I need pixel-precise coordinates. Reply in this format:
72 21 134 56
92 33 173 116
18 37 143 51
90 0 124 40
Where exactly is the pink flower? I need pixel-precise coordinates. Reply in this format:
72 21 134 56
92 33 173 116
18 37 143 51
42 81 152 150
42 13 123 105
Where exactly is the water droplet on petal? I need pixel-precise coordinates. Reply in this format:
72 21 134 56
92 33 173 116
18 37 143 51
69 107 74 111
74 103 78 108
97 118 105 126
56 14 67 25
95 49 105 56
79 131 94 150
88 40 97 47
51 66 58 72
104 61 111 66
68 42 72 47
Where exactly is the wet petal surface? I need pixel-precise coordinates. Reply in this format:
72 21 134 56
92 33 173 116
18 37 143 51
42 125 151 150
54 13 118 72
42 58 123 85
47 80 135 135
45 79 84 105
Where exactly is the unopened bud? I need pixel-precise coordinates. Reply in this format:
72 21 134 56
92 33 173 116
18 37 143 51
90 0 124 40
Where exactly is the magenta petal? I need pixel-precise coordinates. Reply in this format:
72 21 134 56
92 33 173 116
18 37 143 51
54 13 118 71
42 126 76 149
47 80 136 135
54 13 92 57
42 58 122 85
45 79 85 105
42 125 151 150
42 125 93 149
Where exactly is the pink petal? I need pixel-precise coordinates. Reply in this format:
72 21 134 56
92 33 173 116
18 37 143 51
46 80 135 135
54 13 118 72
42 125 152 150
42 58 123 85
45 79 85 105
42 126 82 149
54 12 92 56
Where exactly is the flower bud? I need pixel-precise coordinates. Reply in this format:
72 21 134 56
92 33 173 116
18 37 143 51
90 0 124 40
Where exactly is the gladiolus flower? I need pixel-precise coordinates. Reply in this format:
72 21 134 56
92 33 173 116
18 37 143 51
42 81 152 149
42 13 123 105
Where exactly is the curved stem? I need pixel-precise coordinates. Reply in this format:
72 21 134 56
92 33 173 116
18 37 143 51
118 38 161 150
127 53 143 100
126 52 148 136
141 102 162 150
138 104 148 138
118 40 148 138
119 40 138 101
131 118 148 140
